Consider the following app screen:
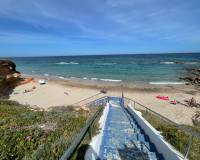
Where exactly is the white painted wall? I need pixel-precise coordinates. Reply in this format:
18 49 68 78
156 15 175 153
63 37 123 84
127 105 185 160
84 103 110 160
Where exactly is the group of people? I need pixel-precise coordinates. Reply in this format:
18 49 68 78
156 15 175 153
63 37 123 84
156 95 198 107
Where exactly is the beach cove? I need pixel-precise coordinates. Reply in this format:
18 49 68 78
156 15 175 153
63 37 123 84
9 76 200 126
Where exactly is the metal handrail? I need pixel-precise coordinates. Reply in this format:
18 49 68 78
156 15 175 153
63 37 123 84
123 96 200 159
124 96 200 140
60 95 199 160
60 97 107 160
82 96 108 107
71 93 105 106
124 97 177 125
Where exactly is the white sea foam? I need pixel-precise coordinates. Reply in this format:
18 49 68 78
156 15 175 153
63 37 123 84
55 62 79 65
161 61 198 65
100 79 122 82
160 62 175 64
149 82 185 85
96 62 117 66
44 74 49 76
91 78 98 80
83 77 88 80
70 77 76 79
184 62 198 64
58 76 65 79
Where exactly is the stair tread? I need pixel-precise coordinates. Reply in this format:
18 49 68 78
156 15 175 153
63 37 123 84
98 98 160 160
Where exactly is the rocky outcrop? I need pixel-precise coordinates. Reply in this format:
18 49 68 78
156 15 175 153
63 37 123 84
0 60 21 98
180 68 200 86
0 60 21 84
175 61 185 65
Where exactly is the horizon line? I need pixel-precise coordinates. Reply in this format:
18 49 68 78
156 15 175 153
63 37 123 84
1 51 200 58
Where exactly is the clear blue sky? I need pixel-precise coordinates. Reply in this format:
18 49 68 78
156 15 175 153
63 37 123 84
0 0 200 57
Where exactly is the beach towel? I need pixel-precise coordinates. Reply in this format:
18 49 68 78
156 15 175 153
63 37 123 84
170 100 177 105
156 95 169 101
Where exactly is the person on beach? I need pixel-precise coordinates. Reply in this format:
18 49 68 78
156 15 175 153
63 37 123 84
188 97 197 107
64 92 68 95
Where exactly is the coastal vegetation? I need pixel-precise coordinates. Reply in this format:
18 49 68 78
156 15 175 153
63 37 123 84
0 100 99 159
141 111 200 160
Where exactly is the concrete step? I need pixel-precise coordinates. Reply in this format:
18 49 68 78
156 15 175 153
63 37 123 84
98 99 161 160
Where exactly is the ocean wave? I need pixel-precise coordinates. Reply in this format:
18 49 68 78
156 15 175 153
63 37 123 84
161 61 198 65
70 77 77 79
91 78 98 80
44 74 49 76
83 77 88 80
100 79 122 82
58 76 65 79
55 62 79 65
160 62 175 64
149 82 185 85
184 62 198 64
96 62 117 66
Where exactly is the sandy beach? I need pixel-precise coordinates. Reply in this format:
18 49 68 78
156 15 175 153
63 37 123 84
9 77 200 126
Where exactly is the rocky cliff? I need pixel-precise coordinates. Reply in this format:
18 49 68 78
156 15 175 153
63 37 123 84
0 59 21 84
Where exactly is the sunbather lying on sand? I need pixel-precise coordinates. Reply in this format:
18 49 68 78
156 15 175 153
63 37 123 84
64 92 68 95
23 86 36 94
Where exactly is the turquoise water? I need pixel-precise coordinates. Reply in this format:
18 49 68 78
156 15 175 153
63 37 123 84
9 53 200 84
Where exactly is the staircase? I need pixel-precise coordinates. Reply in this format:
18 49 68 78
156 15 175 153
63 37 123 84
98 97 162 160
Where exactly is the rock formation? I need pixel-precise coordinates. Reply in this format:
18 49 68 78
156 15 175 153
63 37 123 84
0 59 21 84
180 68 200 86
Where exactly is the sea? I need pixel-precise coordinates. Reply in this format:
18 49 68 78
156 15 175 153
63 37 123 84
9 53 200 85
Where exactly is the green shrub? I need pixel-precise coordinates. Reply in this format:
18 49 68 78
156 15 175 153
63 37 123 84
141 111 200 160
0 100 94 159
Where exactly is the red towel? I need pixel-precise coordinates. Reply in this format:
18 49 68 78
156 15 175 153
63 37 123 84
170 100 177 105
156 95 169 101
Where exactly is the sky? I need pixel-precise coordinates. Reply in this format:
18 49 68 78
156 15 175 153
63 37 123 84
0 0 200 57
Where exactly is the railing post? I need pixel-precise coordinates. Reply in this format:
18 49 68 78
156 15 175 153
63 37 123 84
145 108 148 115
184 134 193 159
107 96 110 103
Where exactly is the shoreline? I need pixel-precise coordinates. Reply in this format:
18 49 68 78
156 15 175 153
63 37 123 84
21 73 192 93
